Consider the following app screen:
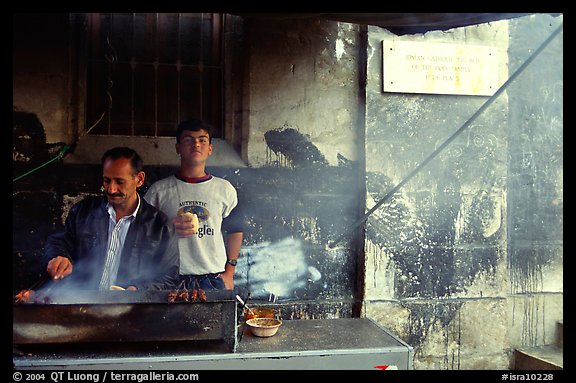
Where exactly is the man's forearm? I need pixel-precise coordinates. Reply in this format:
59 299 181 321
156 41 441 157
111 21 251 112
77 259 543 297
225 232 243 262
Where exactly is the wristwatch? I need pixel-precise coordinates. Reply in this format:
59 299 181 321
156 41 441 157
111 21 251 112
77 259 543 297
226 259 237 266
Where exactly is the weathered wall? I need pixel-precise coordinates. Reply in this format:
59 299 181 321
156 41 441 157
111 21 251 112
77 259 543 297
506 15 563 349
243 18 360 167
362 14 562 369
363 18 511 370
224 17 365 316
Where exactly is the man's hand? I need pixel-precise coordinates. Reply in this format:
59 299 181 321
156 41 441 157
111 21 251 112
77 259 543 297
174 212 199 238
220 269 234 290
46 256 73 280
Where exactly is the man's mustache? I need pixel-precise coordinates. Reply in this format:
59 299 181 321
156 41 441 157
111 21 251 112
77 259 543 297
100 187 125 198
106 192 125 198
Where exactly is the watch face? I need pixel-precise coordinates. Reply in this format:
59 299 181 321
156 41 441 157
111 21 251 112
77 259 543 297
227 259 237 266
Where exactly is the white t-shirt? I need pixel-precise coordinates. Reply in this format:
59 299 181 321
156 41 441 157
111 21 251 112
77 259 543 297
144 175 238 275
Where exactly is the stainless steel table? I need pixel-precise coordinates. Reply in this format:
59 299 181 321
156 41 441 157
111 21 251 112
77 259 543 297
13 318 413 370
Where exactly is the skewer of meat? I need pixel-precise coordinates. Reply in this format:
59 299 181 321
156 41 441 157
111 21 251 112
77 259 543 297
165 279 208 302
14 289 35 303
13 274 52 303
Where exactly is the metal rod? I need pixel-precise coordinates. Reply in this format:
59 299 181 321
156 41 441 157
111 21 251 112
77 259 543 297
328 21 563 248
28 274 51 291
236 294 255 315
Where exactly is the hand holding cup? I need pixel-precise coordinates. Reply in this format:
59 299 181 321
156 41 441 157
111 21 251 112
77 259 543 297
174 211 199 238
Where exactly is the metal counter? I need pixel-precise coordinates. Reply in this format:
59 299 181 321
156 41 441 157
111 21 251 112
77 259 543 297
13 318 413 370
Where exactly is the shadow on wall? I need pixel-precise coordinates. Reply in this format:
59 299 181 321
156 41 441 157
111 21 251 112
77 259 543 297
13 109 69 290
13 109 66 173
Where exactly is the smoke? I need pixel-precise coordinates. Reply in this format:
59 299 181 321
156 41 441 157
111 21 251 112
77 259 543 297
235 237 322 300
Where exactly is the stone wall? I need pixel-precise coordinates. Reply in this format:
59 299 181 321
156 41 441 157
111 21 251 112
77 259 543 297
362 15 562 369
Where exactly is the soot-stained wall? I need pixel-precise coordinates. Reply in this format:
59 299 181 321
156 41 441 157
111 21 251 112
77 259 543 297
362 15 562 369
363 21 510 369
506 16 563 348
234 17 365 317
218 163 362 317
233 130 362 306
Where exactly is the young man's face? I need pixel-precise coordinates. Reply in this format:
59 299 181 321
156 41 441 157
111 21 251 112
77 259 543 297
176 129 213 165
102 157 144 209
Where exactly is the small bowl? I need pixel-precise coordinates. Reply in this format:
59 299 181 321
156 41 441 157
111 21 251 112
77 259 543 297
245 318 283 337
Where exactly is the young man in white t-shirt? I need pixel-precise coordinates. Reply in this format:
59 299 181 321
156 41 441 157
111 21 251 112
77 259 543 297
144 119 243 290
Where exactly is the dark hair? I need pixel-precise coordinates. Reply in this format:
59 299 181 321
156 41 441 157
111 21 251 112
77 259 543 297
176 119 212 144
101 147 144 175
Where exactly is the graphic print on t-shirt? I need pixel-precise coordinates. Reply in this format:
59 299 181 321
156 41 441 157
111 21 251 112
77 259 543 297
179 205 209 221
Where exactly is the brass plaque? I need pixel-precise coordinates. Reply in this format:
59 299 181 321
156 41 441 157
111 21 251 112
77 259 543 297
383 40 499 96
